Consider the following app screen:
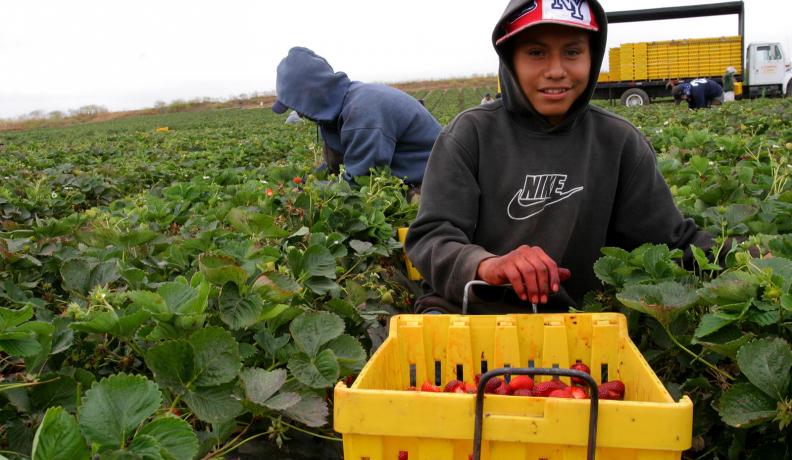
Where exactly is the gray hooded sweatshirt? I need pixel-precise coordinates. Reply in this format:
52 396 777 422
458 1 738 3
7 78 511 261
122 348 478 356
405 0 711 313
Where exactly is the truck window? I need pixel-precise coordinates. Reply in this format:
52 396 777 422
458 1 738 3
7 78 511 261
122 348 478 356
756 45 781 62
772 45 782 60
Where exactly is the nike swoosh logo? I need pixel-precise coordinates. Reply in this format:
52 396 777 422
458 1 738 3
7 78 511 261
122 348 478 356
507 187 584 220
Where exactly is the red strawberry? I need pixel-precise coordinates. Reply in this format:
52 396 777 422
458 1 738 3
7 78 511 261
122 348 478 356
569 386 588 399
265 188 274 197
444 379 465 393
493 381 512 395
513 388 534 396
508 375 534 392
398 451 408 460
484 377 504 394
570 361 591 386
292 176 303 184
474 373 482 386
598 380 625 400
549 389 573 398
464 382 477 394
533 379 568 397
421 381 441 392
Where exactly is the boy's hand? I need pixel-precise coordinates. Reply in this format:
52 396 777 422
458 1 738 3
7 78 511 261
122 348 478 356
476 246 571 304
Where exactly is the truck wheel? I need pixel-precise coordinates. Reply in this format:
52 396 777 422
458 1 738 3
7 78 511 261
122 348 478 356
620 88 650 107
786 81 792 98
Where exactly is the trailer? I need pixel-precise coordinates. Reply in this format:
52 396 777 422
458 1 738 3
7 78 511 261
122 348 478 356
596 1 792 106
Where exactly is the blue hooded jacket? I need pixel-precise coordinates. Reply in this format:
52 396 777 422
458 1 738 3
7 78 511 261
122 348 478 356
275 47 441 184
680 78 724 109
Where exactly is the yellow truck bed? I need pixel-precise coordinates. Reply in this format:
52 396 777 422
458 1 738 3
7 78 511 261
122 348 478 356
598 35 742 83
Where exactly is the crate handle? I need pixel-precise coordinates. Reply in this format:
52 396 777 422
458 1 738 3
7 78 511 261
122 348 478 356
473 367 600 460
462 280 538 314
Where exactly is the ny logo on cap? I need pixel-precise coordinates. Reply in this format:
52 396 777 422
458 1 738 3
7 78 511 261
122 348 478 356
551 0 585 21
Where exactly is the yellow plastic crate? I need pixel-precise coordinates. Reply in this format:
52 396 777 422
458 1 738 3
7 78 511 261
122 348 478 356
397 227 423 281
335 313 693 460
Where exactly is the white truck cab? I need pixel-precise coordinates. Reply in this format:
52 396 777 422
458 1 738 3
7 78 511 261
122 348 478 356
745 42 792 98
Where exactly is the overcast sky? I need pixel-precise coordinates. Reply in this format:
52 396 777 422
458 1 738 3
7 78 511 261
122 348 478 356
1 0 790 118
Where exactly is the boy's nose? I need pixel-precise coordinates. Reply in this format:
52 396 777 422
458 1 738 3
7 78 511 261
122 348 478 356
544 53 567 79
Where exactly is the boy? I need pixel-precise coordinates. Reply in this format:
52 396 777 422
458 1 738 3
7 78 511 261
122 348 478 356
405 0 712 314
272 47 441 187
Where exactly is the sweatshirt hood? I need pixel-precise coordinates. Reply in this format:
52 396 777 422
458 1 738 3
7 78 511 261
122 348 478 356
492 0 607 133
275 47 352 123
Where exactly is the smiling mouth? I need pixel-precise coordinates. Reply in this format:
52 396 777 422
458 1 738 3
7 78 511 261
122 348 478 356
540 88 570 94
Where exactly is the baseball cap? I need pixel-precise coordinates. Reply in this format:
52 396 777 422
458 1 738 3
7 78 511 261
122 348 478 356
272 100 288 114
496 0 599 46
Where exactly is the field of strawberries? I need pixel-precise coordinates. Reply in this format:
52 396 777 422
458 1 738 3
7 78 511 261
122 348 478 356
0 91 790 459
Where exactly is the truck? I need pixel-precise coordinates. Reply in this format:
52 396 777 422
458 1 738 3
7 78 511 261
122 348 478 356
595 1 792 106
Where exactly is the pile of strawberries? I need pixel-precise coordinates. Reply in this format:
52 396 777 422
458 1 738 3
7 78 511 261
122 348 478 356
406 362 626 400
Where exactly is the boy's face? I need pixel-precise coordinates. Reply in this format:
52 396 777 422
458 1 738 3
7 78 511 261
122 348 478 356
511 24 591 125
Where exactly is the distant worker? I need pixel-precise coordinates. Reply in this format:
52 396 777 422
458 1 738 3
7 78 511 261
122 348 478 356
481 93 494 105
672 78 724 109
272 47 442 190
722 66 737 102
285 110 303 124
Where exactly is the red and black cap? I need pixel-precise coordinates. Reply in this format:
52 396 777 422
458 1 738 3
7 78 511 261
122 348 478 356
496 0 599 46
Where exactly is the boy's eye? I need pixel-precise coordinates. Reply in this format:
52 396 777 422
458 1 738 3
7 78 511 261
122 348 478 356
524 48 544 57
565 48 583 57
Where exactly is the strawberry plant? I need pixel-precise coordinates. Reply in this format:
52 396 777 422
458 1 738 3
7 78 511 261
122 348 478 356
1 92 790 458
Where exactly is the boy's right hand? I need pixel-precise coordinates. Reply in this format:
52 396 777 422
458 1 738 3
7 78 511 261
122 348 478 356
476 246 571 305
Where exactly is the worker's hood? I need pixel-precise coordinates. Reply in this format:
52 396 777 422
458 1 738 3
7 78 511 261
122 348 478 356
274 47 352 123
492 0 608 133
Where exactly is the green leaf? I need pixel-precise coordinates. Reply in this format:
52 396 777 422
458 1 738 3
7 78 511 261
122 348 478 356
79 374 162 449
325 335 366 373
262 392 301 411
31 406 89 460
60 258 120 296
698 272 758 304
301 245 336 278
0 304 34 330
697 330 755 360
183 383 243 424
593 256 626 287
239 368 286 406
287 349 341 389
190 327 241 387
254 330 290 356
157 277 209 317
217 283 263 330
145 340 195 394
283 394 329 427
349 240 374 255
718 383 778 428
616 281 699 327
694 313 735 339
198 254 249 290
0 331 41 357
126 434 164 460
252 273 299 301
782 294 792 312
752 257 792 292
138 416 199 460
304 277 340 295
289 311 345 357
129 291 169 318
736 338 792 399
226 208 288 237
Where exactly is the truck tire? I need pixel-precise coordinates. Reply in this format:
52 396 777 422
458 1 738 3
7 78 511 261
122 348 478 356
786 80 792 98
620 88 650 107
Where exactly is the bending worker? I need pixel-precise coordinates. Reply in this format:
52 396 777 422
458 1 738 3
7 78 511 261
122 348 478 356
672 78 724 109
272 47 441 192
